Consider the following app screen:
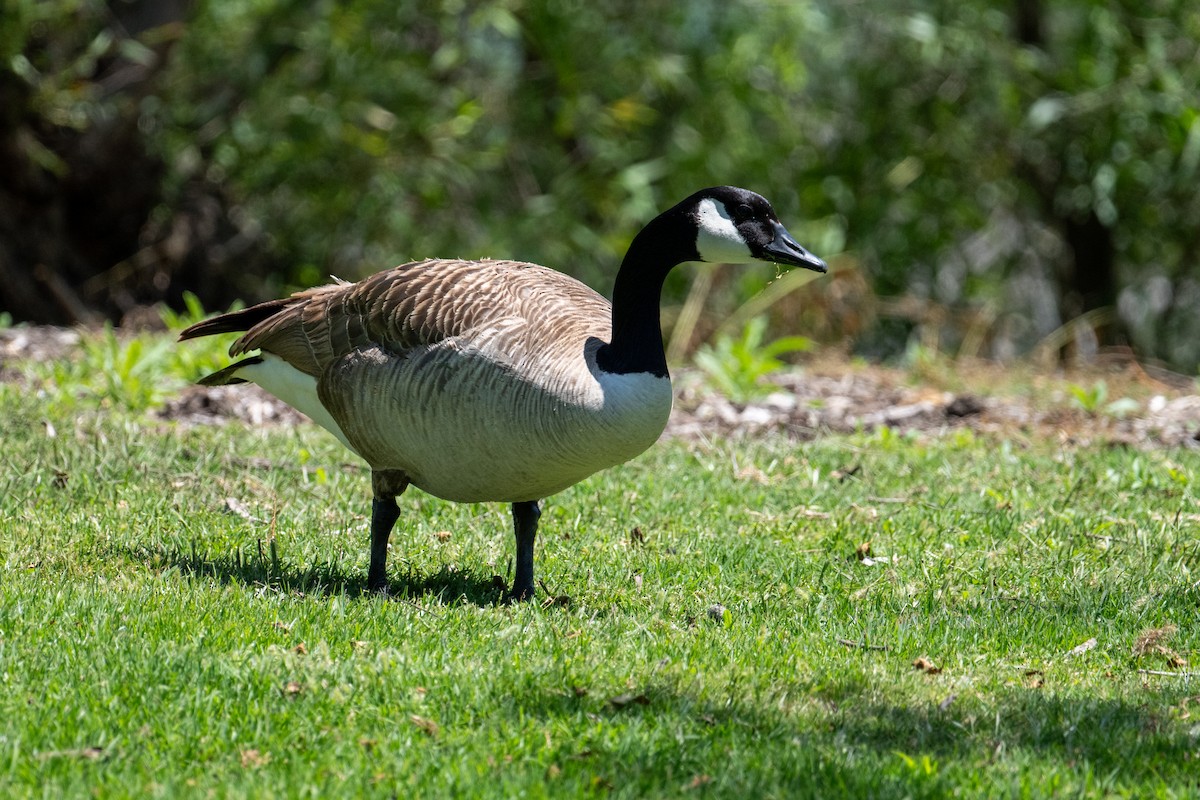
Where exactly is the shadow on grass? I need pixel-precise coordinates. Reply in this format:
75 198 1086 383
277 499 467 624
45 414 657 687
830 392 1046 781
499 678 1199 795
112 541 505 606
805 681 1197 772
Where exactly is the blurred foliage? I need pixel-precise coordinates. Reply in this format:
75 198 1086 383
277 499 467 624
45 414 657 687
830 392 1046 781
804 1 1200 367
31 324 185 412
3 0 1199 370
16 295 237 414
154 0 839 296
694 316 812 403
0 0 274 322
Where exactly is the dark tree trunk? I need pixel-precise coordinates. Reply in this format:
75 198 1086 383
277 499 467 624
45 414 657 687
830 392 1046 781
1059 210 1117 327
1010 0 1123 351
0 1 274 327
1013 0 1044 46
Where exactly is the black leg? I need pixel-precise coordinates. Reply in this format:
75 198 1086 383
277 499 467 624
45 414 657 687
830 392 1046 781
368 470 409 595
508 500 541 602
368 498 400 593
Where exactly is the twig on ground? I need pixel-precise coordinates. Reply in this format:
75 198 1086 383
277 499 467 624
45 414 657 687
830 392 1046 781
403 599 442 619
837 638 889 651
538 579 572 608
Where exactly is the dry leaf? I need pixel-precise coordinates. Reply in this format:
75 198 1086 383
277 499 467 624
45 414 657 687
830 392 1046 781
223 497 262 522
1132 625 1186 666
39 746 105 761
434 530 452 542
293 642 308 656
409 715 439 737
735 464 772 484
1064 637 1098 658
283 681 303 697
854 539 890 566
850 504 880 519
913 657 942 675
1171 696 1200 721
272 621 292 633
831 464 862 482
1133 625 1177 657
850 585 872 601
609 693 650 708
540 593 572 609
796 506 831 519
240 749 270 768
1024 670 1045 688
837 638 888 651
684 774 712 791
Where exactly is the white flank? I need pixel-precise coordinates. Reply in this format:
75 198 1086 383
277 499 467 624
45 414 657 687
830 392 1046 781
237 354 359 454
321 337 675 503
590 370 674 463
695 198 751 264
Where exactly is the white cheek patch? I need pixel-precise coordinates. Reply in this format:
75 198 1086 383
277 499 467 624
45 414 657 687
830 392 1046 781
695 198 752 264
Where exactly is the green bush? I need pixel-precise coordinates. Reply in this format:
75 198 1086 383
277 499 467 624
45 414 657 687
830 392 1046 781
6 0 1199 368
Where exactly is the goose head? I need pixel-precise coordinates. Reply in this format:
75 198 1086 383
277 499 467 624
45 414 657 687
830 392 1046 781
690 186 827 273
604 186 827 377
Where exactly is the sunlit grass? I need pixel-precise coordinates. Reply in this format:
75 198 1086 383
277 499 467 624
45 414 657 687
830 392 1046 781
0 333 1198 798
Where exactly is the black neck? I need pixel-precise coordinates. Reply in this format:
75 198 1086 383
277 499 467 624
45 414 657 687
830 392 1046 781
596 209 698 378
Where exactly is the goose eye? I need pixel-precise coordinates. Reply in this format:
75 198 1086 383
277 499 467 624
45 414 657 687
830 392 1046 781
736 203 753 219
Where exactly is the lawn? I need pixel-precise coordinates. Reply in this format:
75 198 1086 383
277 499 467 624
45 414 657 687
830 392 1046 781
0 334 1198 798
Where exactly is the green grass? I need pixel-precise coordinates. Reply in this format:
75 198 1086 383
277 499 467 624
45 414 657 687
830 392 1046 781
1 341 1199 798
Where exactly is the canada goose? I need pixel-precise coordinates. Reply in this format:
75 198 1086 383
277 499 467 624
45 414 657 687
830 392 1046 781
180 186 826 600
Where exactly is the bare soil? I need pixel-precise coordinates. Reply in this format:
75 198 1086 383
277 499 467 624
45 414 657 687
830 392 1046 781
4 326 1198 449
668 361 1200 448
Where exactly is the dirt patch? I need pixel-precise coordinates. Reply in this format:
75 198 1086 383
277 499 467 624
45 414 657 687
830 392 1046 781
159 383 309 428
4 325 1198 449
1 326 82 364
153 361 1200 449
668 368 1200 448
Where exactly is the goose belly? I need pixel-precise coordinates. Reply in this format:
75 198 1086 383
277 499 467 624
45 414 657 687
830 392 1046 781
322 349 673 502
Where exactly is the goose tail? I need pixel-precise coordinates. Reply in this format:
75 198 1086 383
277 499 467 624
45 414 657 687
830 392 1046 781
196 356 264 386
177 299 293 342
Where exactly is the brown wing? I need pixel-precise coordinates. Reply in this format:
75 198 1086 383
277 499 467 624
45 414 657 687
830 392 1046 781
183 258 613 378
